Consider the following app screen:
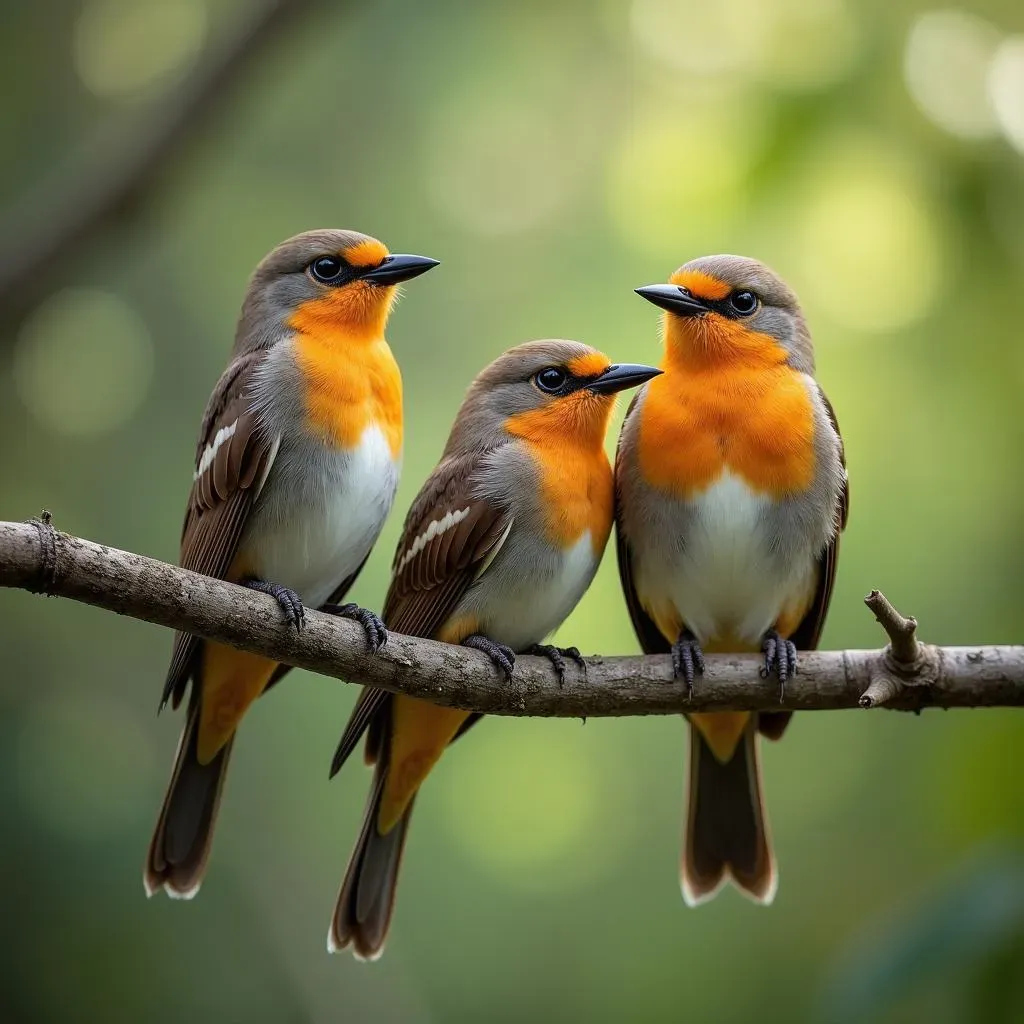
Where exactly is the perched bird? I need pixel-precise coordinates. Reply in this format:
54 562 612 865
616 256 847 905
145 229 438 898
327 340 661 958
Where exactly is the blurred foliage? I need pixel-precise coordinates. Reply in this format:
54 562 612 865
818 845 1024 1024
2 0 1024 1021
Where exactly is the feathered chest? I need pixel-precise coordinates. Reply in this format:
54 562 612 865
637 363 816 499
293 333 403 458
243 426 399 605
523 438 614 554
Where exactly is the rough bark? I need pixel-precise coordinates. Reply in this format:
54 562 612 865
2 517 1022 716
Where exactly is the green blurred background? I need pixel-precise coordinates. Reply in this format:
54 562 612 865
2 0 1024 1020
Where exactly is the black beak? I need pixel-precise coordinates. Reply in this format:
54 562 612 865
635 284 710 317
587 363 663 394
362 254 440 285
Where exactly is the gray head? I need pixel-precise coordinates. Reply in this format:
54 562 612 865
635 255 814 372
443 340 661 457
233 229 438 354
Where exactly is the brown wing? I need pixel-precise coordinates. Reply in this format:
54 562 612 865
616 526 671 656
615 391 671 656
788 384 848 650
761 384 848 740
330 686 389 776
330 452 513 776
161 353 279 709
382 456 512 637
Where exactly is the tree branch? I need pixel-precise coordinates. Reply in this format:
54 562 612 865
1 516 1022 716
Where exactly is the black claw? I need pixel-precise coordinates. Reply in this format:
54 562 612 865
244 579 305 630
671 629 705 699
529 644 566 686
761 630 799 700
564 647 588 674
525 644 586 687
783 640 798 697
322 603 388 653
464 634 516 682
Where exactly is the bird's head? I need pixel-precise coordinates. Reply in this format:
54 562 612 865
236 229 438 350
636 255 813 372
449 340 661 453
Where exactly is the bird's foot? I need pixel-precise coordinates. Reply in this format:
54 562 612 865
321 603 387 653
525 644 587 687
244 578 305 630
761 629 798 700
671 629 705 700
463 634 516 682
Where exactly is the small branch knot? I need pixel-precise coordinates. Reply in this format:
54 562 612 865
27 509 60 595
864 590 920 666
860 590 944 709
859 671 901 709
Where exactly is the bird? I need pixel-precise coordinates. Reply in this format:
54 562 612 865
615 255 848 906
326 339 662 959
144 229 439 899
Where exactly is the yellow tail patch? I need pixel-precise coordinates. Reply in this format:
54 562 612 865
689 711 750 763
685 638 758 762
379 697 470 834
197 644 278 764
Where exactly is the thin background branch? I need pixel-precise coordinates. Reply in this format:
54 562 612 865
0 0 328 322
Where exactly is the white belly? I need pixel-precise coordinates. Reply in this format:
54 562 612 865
243 425 399 607
638 471 814 647
473 530 600 651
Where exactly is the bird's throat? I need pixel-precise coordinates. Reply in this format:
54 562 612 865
663 316 788 373
640 353 816 499
293 332 403 457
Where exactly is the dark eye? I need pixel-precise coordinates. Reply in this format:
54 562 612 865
535 367 568 393
309 256 345 283
729 291 758 315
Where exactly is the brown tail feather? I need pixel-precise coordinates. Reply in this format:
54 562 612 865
329 764 414 960
145 695 233 899
682 718 776 906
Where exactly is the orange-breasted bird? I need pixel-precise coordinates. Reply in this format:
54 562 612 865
615 256 848 905
326 339 661 958
145 229 438 899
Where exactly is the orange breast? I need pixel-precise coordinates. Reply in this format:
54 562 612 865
505 393 614 554
638 352 815 499
292 332 403 457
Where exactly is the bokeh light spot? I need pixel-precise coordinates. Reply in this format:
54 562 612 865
989 37 1024 155
757 0 861 91
904 10 1001 140
14 288 154 436
73 0 207 99
15 695 156 841
631 0 859 89
440 721 621 889
607 106 764 256
794 142 944 333
630 0 770 76
426 88 584 236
